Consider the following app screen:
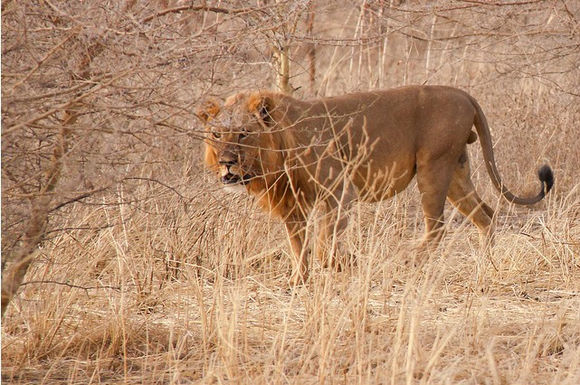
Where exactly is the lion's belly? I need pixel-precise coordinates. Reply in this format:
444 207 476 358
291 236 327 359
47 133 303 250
351 155 417 203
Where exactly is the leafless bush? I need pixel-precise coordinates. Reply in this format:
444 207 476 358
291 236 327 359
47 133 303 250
2 0 312 313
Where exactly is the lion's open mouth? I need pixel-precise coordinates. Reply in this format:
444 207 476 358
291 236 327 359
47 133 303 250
221 172 252 186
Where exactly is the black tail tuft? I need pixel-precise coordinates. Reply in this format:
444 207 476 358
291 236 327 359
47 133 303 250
538 165 554 194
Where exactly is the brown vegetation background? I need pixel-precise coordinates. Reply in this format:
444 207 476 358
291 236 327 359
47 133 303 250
2 1 579 384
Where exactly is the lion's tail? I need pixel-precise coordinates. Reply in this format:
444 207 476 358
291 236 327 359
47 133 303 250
469 95 554 205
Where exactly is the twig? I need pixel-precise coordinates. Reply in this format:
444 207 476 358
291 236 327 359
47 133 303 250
10 27 80 92
3 68 132 136
141 5 257 23
20 280 122 292
123 177 190 200
49 186 112 213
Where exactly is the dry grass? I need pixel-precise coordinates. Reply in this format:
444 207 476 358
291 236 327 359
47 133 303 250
2 176 579 384
2 1 580 384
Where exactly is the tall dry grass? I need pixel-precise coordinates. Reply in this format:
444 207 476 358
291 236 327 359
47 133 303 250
2 1 579 384
3 176 579 384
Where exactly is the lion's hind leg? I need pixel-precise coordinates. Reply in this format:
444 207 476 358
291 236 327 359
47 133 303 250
446 151 495 247
416 156 456 249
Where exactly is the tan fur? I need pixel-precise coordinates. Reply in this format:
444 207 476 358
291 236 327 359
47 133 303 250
198 86 553 285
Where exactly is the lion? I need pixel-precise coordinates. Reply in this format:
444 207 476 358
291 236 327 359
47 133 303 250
197 86 554 285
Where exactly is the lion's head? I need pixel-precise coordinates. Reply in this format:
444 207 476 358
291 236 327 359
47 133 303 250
197 92 290 193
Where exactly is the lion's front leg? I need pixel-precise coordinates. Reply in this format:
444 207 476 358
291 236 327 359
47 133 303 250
316 204 351 271
284 217 310 286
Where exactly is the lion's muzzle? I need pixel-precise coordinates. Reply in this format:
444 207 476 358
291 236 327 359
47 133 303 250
219 160 252 186
221 171 241 185
220 171 252 186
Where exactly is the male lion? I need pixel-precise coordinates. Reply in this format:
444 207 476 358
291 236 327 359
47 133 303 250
198 86 553 285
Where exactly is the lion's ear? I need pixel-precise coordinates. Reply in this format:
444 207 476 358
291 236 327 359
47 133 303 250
248 94 275 127
195 99 221 123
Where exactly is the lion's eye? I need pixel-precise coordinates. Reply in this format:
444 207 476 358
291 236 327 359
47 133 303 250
212 131 221 139
239 131 248 140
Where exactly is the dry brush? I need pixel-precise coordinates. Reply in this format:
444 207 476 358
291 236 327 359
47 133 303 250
2 1 579 384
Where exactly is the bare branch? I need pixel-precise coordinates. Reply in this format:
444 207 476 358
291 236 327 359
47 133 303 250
141 4 259 23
